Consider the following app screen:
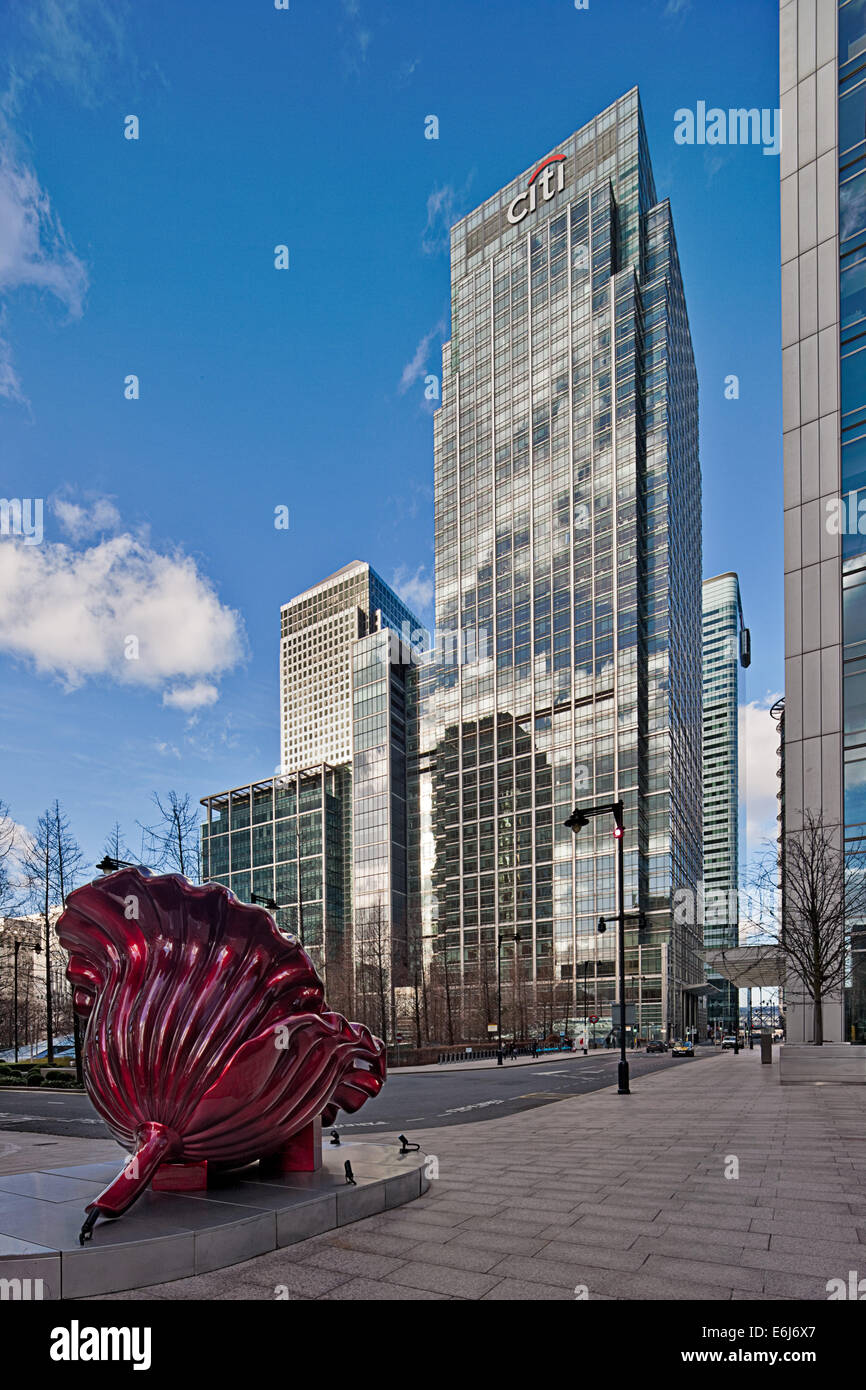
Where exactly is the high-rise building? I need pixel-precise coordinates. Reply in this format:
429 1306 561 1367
702 573 750 1035
280 561 418 772
781 0 866 1041
409 88 704 1042
202 562 420 1023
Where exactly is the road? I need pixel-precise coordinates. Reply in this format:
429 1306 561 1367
0 1048 714 1140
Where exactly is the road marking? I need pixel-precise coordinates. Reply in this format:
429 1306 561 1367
531 1070 568 1076
440 1099 506 1115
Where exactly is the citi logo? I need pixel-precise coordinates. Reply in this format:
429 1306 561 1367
507 154 566 224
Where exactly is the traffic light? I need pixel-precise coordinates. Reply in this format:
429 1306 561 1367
597 916 607 934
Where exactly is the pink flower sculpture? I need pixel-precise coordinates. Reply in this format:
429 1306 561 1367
58 868 385 1240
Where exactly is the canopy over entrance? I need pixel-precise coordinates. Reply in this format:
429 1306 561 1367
703 946 786 989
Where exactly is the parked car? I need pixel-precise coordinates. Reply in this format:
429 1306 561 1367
671 1040 694 1057
720 1035 738 1050
645 1039 666 1054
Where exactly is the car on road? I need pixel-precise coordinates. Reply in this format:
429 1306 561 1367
645 1040 666 1053
720 1035 739 1050
671 1040 694 1057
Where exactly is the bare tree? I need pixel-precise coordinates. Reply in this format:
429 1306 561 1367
354 901 391 1042
103 821 133 865
748 811 866 1045
20 802 84 1063
140 791 201 878
0 799 24 916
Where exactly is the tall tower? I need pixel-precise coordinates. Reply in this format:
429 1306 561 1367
413 89 703 1042
781 0 865 1041
280 560 418 773
702 573 750 1035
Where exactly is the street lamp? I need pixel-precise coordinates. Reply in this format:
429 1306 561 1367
497 930 521 1065
95 856 137 874
250 891 300 943
566 799 629 1095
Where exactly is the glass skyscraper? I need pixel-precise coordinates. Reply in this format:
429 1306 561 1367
702 573 750 1035
410 88 704 1042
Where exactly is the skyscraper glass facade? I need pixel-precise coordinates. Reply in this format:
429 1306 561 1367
411 89 703 1040
702 573 748 1034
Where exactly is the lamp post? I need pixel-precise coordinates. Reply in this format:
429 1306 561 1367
497 930 521 1065
566 800 629 1095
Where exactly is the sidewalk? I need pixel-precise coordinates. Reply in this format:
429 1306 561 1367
393 1046 613 1075
109 1046 866 1302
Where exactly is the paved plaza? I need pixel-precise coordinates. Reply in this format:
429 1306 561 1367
10 1046 860 1302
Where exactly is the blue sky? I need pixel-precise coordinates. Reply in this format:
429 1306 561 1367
0 0 782 873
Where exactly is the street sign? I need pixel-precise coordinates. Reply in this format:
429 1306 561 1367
588 1014 599 1024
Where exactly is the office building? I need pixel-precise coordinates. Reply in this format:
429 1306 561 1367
409 88 704 1042
781 0 866 1041
202 562 419 1024
702 573 750 1035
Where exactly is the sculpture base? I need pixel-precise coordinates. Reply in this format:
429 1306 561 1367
0 1139 429 1298
260 1116 323 1174
152 1159 208 1192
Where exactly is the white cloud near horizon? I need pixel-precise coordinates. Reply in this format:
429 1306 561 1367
0 532 246 707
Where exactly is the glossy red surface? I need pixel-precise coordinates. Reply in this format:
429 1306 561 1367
58 868 385 1230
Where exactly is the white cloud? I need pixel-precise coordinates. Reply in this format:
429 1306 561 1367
162 681 220 713
399 319 445 394
0 532 245 699
740 696 782 858
422 176 475 256
0 154 87 312
0 317 26 407
0 0 127 404
0 151 88 402
54 497 122 541
391 564 434 620
422 185 458 256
